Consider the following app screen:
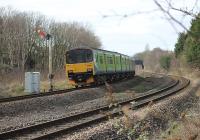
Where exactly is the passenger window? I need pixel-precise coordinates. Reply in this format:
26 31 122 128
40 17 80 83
100 56 103 64
110 57 113 64
96 54 98 62
107 56 110 64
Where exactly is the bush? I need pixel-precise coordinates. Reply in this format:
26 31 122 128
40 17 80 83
0 64 13 74
159 56 171 71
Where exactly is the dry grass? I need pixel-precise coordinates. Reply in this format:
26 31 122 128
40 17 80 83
105 81 116 106
121 105 136 129
0 82 26 97
0 69 72 97
0 79 72 97
0 80 72 97
196 88 200 97
163 116 200 140
160 87 200 140
40 80 72 92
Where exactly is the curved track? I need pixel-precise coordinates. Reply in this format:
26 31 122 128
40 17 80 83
0 75 190 140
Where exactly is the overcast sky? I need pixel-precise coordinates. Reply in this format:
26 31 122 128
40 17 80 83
1 0 199 56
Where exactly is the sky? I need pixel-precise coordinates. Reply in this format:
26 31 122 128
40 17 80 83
0 0 199 56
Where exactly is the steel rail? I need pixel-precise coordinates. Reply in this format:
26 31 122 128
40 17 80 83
0 76 137 104
32 77 189 140
0 76 181 140
132 77 190 109
0 86 89 103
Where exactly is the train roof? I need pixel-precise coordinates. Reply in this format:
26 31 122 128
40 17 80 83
67 47 131 58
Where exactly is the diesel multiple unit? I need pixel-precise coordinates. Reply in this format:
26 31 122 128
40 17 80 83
66 48 135 87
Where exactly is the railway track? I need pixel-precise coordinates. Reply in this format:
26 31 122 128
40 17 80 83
0 76 137 104
0 76 190 140
0 85 94 104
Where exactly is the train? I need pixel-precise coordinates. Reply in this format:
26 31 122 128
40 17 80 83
65 48 135 87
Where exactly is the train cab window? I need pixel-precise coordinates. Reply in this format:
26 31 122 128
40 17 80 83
66 49 93 64
86 51 93 62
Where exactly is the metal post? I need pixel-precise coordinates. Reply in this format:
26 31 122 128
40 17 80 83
47 37 53 91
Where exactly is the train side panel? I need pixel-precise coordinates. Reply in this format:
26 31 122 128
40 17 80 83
115 54 121 72
93 50 107 75
121 55 126 72
132 60 136 71
105 52 115 73
125 56 128 71
66 48 136 87
127 57 131 71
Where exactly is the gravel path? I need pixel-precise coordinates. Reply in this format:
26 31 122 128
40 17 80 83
0 74 171 133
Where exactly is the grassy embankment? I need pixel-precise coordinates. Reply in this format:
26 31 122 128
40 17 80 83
0 70 71 98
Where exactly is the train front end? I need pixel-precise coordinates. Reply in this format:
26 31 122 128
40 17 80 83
66 49 94 87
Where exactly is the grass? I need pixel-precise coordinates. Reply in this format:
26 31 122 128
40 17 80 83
40 80 73 92
132 81 155 93
0 82 27 97
0 69 73 97
160 117 200 140
0 79 73 98
132 85 146 93
158 87 200 140
10 84 25 94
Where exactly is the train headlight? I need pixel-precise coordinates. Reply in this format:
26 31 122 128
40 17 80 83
68 77 73 80
87 68 93 72
68 70 73 73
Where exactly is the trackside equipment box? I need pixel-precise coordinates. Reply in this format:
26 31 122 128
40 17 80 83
24 72 40 93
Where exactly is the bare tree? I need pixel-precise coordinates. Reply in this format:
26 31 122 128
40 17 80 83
153 0 200 31
0 7 101 75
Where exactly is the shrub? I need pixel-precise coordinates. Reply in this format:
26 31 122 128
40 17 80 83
159 56 172 71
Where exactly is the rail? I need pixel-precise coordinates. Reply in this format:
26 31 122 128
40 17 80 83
0 75 190 140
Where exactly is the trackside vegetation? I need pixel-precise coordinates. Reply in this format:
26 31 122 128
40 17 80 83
174 13 200 69
0 7 101 75
159 56 171 71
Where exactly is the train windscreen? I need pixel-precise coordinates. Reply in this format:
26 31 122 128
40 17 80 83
66 49 93 64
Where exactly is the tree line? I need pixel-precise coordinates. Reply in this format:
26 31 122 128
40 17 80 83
174 13 200 69
133 47 174 72
0 7 101 74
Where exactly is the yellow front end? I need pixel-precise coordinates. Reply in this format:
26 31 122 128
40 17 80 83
66 62 95 86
